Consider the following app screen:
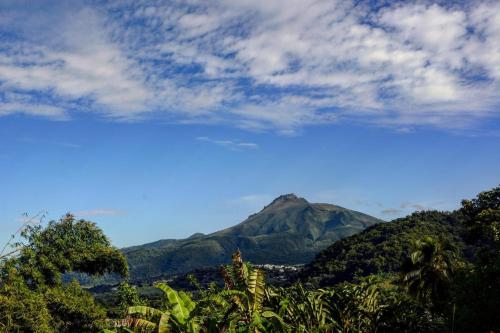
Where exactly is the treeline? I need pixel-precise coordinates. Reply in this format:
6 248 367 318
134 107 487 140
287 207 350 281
0 186 498 332
301 210 465 286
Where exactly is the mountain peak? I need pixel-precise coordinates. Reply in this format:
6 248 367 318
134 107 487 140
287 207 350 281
124 194 382 278
264 193 308 210
274 193 301 201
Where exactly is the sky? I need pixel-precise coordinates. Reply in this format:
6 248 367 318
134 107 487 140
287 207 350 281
0 0 499 247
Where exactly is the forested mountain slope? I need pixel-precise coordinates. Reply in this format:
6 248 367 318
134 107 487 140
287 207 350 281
301 210 465 286
123 194 382 281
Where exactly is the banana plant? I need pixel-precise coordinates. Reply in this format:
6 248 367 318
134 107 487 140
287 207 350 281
219 250 287 333
108 282 199 333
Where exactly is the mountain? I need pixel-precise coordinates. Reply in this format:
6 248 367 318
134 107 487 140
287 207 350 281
123 194 383 281
301 210 466 287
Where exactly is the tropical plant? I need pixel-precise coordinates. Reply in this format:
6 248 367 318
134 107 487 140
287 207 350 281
335 278 387 333
110 281 199 333
218 250 273 332
400 236 457 315
266 284 340 333
108 250 287 333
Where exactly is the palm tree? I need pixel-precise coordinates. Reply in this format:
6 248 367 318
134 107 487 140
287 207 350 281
401 236 456 312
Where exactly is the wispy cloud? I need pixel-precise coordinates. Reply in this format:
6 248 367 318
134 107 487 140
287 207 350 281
400 202 426 211
381 208 403 216
382 201 431 217
74 209 127 218
0 1 499 132
229 194 274 211
196 136 258 151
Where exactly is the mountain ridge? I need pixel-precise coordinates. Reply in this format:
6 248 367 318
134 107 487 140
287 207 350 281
123 194 384 281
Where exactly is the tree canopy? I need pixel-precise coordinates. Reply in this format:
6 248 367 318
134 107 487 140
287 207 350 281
0 214 128 333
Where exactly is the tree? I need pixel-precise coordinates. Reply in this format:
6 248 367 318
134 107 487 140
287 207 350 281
332 275 441 333
117 282 143 314
461 185 500 249
400 236 456 314
0 271 52 333
0 214 128 332
14 213 128 287
453 186 500 332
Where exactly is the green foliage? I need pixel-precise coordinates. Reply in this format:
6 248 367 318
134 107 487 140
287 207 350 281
111 282 199 333
154 282 197 329
117 282 143 315
0 214 129 332
45 280 107 333
302 210 463 287
109 251 286 333
333 276 442 333
452 186 500 332
400 236 457 313
266 284 340 332
16 214 127 287
0 272 52 333
109 251 443 333
461 185 500 248
218 250 277 332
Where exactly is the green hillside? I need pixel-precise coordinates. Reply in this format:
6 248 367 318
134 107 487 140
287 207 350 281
123 194 383 281
301 210 466 286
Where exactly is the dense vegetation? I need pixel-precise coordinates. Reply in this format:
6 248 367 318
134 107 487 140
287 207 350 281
0 186 498 332
302 210 465 286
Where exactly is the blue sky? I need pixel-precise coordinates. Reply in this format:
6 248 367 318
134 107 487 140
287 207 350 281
0 0 499 247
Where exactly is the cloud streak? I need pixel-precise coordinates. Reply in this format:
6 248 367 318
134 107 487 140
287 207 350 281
196 136 258 151
0 0 499 133
74 209 127 218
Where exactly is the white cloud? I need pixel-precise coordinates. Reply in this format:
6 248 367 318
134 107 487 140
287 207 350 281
0 102 68 120
400 202 426 211
0 0 499 132
381 208 403 216
466 2 500 79
74 209 127 218
229 194 274 211
0 8 151 120
379 4 467 56
196 136 258 150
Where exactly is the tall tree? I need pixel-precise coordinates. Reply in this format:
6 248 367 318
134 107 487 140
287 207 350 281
454 186 500 332
0 214 128 333
400 236 456 313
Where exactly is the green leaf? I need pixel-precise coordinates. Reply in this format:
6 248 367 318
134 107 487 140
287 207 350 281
247 269 265 313
128 305 164 318
155 282 191 324
158 312 171 333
